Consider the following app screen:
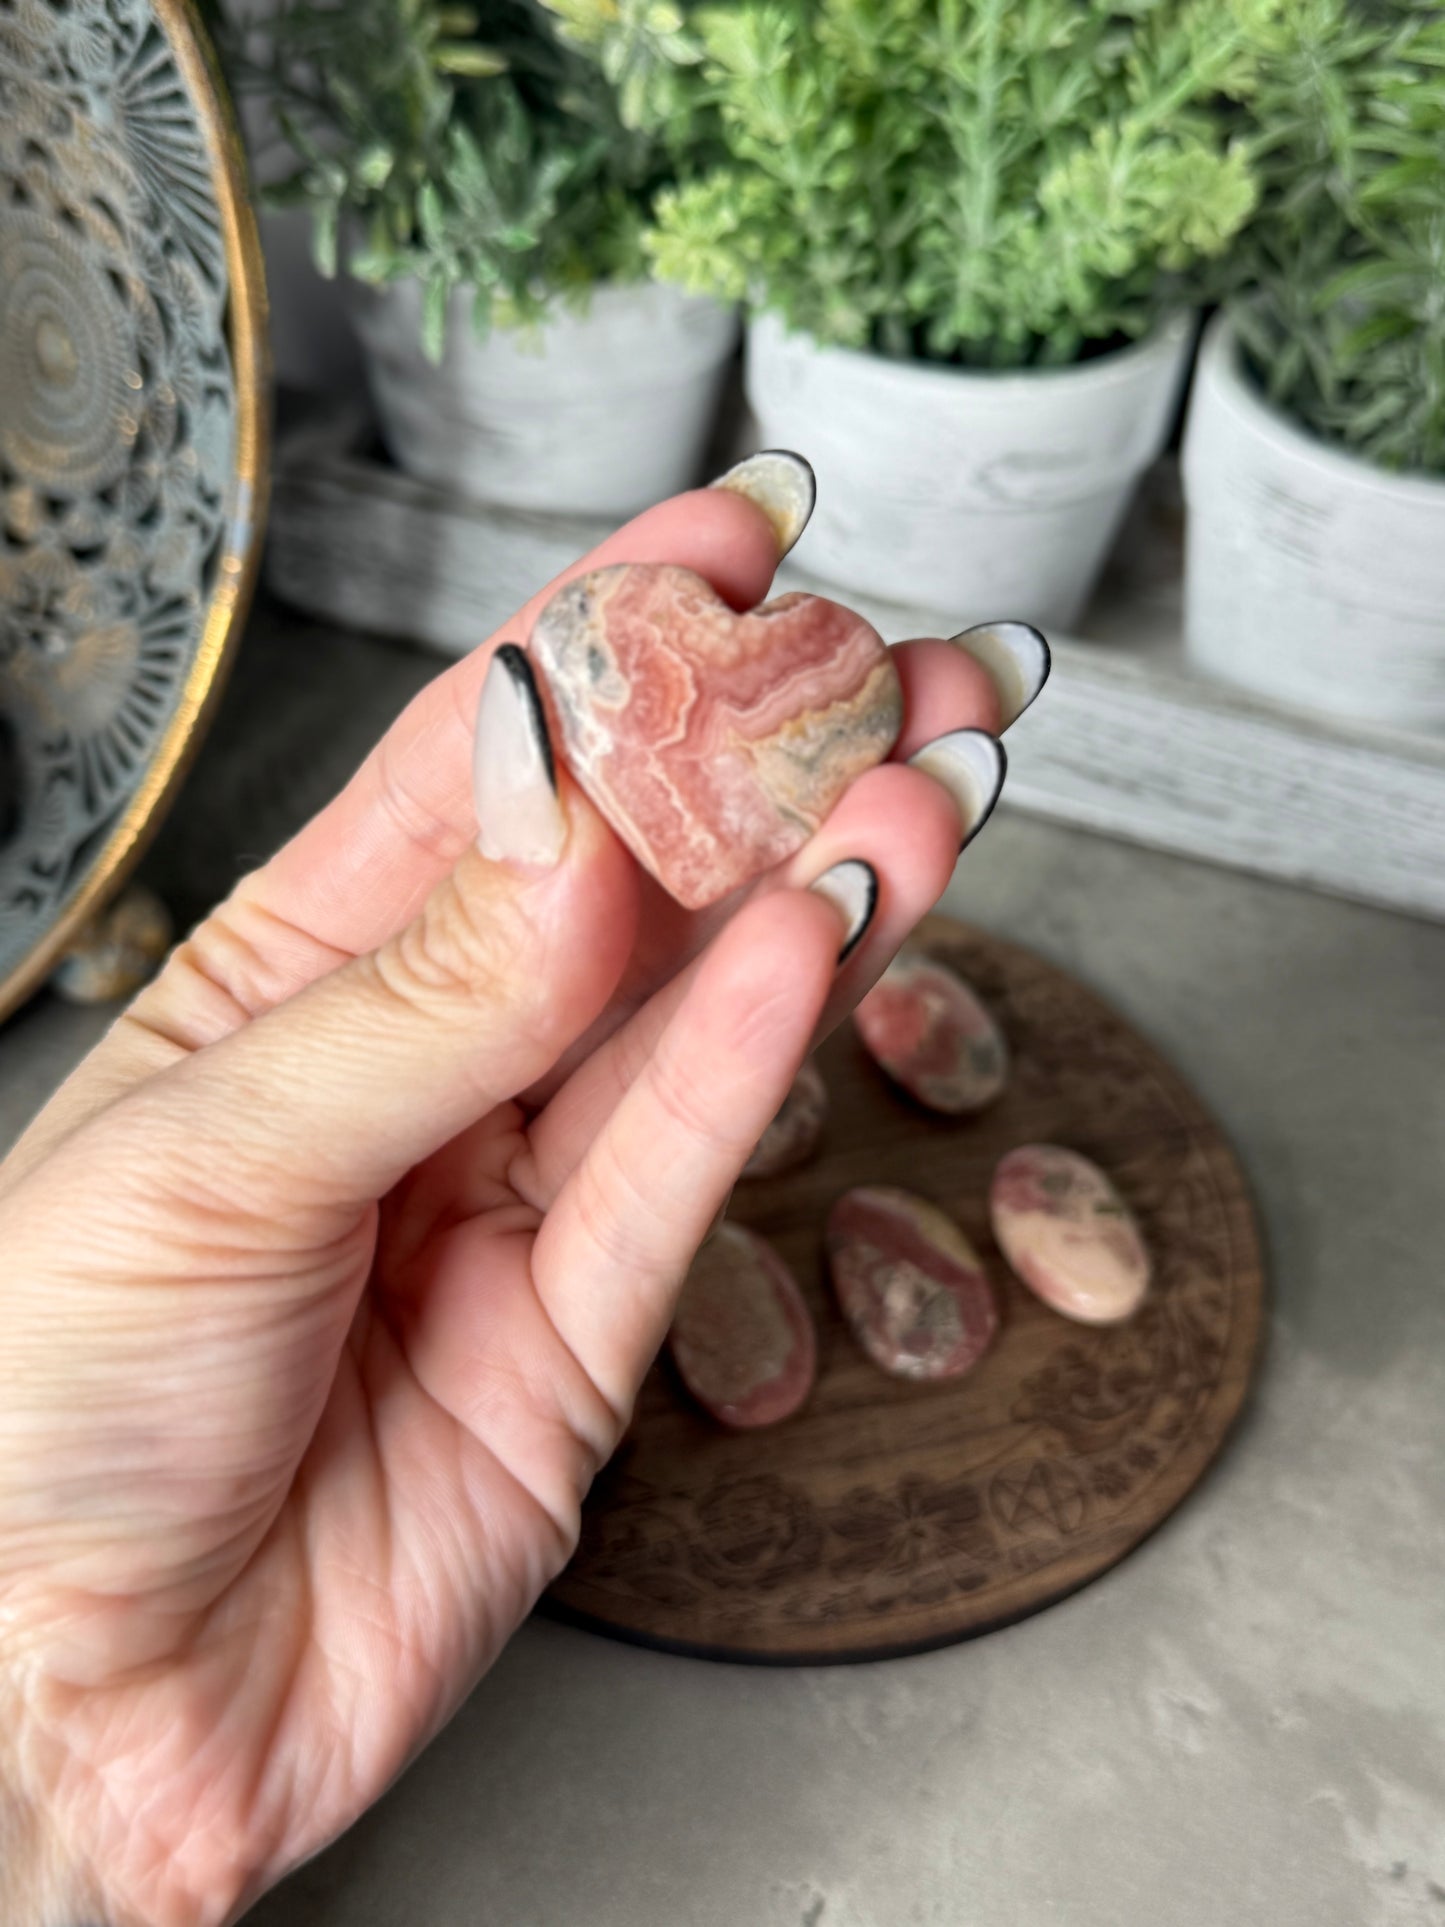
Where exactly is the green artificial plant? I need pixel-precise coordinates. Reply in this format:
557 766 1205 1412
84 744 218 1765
222 0 706 358
1229 0 1445 475
639 0 1278 368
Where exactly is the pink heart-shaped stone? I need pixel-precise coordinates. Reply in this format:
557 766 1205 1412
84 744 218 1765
529 563 903 908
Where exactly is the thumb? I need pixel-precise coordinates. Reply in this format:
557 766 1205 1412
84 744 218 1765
143 647 639 1211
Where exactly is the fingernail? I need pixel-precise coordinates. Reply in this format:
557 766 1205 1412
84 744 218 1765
473 644 566 868
909 729 1007 851
709 450 816 559
808 859 878 964
950 621 1050 731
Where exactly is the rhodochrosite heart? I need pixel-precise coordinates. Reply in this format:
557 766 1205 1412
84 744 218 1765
529 563 903 908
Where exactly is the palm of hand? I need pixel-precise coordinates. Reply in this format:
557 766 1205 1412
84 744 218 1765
6 1105 605 1919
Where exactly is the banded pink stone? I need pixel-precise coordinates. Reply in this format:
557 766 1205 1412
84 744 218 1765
990 1144 1151 1325
529 563 902 908
854 953 1008 1114
826 1186 999 1382
669 1223 817 1429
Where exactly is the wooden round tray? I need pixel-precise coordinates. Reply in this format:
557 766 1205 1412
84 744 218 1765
545 915 1266 1663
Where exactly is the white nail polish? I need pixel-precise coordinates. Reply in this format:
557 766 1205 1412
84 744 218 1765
808 859 878 963
473 645 566 868
709 450 817 559
950 621 1051 731
909 730 1006 850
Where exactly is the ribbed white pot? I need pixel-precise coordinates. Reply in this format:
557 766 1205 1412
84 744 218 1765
1183 315 1445 733
350 279 739 516
745 311 1195 626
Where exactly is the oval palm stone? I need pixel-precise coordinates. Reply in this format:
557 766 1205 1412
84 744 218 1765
826 1185 998 1381
854 953 1008 1114
670 1223 818 1429
990 1144 1151 1325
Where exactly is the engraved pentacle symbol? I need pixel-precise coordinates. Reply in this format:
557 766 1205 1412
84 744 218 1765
988 1459 1087 1540
0 0 237 977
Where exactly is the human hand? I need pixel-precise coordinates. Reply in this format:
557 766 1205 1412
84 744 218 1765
0 477 1014 1926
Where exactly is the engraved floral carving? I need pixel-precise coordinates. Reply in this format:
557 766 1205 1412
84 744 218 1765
1088 1459 1132 1501
829 1476 995 1601
568 1472 704 1611
686 1475 824 1592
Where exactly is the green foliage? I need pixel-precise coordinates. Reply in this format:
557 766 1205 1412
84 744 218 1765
220 0 703 354
543 0 707 133
646 0 1277 367
1229 0 1445 474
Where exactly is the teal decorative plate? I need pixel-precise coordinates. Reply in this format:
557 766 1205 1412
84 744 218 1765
0 0 266 1019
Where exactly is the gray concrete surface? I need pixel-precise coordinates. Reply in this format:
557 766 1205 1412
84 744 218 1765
3 607 1442 1925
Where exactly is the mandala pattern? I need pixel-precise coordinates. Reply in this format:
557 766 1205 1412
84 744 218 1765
0 0 240 988
548 922 1266 1661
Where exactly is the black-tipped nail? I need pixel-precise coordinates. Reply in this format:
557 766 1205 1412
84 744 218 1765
908 729 1007 851
473 644 565 868
950 622 1050 731
709 450 817 559
808 858 878 963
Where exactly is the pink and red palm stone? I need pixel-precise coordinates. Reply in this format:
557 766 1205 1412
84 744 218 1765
991 1145 1151 1325
669 1224 817 1429
854 954 1008 1114
667 992 1154 1427
827 1187 999 1381
529 563 902 908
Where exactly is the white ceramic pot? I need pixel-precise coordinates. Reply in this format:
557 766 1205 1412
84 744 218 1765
350 278 740 516
1183 315 1445 733
745 310 1195 627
